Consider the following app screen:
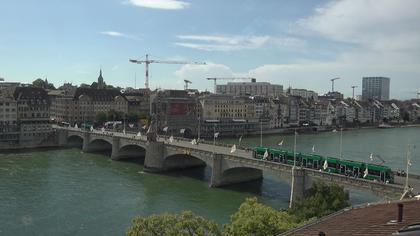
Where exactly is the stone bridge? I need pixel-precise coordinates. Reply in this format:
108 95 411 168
56 127 406 200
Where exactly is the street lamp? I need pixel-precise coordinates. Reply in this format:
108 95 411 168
289 129 298 208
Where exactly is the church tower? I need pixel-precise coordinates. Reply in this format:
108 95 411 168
98 69 105 89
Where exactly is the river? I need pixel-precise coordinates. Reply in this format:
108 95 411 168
0 127 419 235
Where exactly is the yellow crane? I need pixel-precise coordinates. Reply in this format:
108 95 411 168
206 77 256 93
129 54 206 89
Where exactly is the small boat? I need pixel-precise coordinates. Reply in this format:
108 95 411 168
378 123 394 129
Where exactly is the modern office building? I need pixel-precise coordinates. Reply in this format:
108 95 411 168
362 77 390 101
216 79 283 97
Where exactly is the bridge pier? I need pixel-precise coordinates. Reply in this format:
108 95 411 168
290 168 313 202
82 132 90 152
144 141 165 172
111 137 120 160
210 154 263 187
57 130 68 147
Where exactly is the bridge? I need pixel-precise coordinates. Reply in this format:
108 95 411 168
54 126 411 201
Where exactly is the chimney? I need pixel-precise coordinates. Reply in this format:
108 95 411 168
397 203 404 222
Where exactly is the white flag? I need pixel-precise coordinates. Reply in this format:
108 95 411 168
312 145 315 153
363 168 369 178
332 129 337 133
278 140 283 146
408 158 412 166
230 144 237 153
101 127 105 132
263 150 269 159
323 160 328 170
136 132 142 137
90 126 94 132
163 126 168 132
214 132 219 138
369 153 374 161
180 128 185 134
238 136 242 143
169 135 174 143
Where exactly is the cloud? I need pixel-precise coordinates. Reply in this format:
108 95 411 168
175 35 271 51
100 31 141 40
174 63 235 91
297 0 420 52
125 0 189 10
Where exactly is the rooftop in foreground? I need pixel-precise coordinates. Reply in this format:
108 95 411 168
281 198 420 236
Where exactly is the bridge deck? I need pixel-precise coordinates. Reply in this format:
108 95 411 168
58 126 420 196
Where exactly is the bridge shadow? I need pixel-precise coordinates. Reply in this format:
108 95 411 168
160 166 211 182
67 135 83 148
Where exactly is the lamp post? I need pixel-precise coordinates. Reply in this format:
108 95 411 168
404 144 411 191
260 119 263 147
339 127 343 159
289 129 297 208
212 124 217 157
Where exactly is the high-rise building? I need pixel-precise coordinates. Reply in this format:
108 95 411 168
362 77 390 101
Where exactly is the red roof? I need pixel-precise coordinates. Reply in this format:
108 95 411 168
282 199 420 236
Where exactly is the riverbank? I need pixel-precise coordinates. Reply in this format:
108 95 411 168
228 123 420 138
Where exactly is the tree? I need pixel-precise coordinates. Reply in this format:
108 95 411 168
223 198 298 236
32 78 56 89
289 181 350 222
126 211 221 236
95 112 107 125
90 82 98 89
32 78 45 88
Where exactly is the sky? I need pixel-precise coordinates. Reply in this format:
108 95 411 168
0 0 419 99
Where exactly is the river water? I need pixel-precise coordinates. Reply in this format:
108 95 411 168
0 127 419 235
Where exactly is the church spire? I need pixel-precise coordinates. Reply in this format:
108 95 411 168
98 69 105 89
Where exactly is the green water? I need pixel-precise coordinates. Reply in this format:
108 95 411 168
0 127 419 235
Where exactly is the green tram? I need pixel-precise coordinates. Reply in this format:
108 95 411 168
252 146 394 183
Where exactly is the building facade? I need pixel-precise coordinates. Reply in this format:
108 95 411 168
288 88 318 101
362 77 390 101
216 80 283 97
151 90 198 137
14 87 52 145
0 88 18 144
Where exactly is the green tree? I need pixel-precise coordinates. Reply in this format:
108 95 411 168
95 112 107 125
289 181 350 222
126 211 221 236
32 78 45 88
223 197 298 236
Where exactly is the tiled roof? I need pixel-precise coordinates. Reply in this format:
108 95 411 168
282 199 420 236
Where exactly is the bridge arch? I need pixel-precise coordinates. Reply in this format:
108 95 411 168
67 135 83 148
115 144 147 161
163 153 208 171
218 167 263 187
85 138 113 153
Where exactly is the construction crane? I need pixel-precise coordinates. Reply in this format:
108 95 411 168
129 54 206 89
330 77 341 92
206 77 256 93
184 80 192 90
351 85 358 99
